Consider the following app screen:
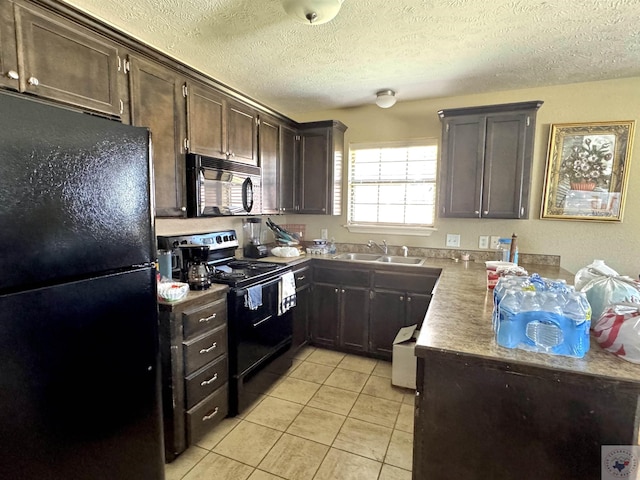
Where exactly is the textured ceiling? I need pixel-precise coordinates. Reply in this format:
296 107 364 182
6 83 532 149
62 0 640 115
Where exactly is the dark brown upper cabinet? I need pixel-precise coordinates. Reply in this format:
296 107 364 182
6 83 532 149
438 101 542 219
298 120 347 215
12 2 124 117
279 124 298 213
226 99 258 166
259 115 280 214
129 55 187 217
185 82 225 158
0 1 18 91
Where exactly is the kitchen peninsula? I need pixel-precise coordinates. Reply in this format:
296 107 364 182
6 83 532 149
413 260 640 480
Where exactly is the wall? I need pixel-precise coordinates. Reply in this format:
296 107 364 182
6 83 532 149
285 77 640 276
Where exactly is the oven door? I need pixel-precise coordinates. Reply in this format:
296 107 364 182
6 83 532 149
229 276 293 377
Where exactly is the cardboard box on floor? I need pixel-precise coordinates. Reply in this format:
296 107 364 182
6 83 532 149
392 324 419 389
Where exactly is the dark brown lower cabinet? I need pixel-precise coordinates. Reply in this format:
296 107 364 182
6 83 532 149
311 283 369 354
292 266 311 351
311 283 339 348
414 350 640 480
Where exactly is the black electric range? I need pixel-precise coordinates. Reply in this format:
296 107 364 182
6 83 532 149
157 230 294 416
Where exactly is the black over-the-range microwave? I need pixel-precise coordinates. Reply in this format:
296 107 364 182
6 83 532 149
186 154 262 217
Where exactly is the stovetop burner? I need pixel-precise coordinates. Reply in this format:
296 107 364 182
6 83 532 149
227 260 278 271
212 270 247 281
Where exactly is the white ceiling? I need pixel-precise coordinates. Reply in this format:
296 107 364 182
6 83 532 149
63 0 640 115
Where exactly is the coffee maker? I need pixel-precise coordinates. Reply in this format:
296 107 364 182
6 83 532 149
179 245 211 290
243 217 267 258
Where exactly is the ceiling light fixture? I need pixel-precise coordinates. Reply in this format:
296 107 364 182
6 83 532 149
281 0 345 25
375 90 397 109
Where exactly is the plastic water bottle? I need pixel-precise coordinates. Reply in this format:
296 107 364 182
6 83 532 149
521 291 541 312
564 292 587 324
541 293 563 315
496 289 521 345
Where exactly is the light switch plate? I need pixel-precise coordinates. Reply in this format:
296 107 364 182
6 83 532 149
446 233 460 247
479 235 489 249
490 236 501 249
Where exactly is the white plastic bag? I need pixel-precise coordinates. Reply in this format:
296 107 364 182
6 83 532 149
580 274 640 320
592 303 640 363
574 259 619 291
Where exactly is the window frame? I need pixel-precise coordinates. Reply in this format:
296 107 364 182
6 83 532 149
344 139 439 236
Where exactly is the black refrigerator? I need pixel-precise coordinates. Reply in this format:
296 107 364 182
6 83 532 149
0 92 164 479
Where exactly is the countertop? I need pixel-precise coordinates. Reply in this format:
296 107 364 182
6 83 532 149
415 259 640 384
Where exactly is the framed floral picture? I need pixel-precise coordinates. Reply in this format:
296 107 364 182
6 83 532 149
541 120 635 221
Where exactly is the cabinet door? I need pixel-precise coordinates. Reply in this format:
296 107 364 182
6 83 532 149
439 115 486 218
129 55 187 217
299 128 330 214
339 286 370 354
0 1 18 90
482 113 530 218
259 116 280 214
15 4 121 116
226 99 258 165
311 283 339 348
369 290 406 358
280 125 297 213
406 293 431 330
186 82 224 158
292 284 311 351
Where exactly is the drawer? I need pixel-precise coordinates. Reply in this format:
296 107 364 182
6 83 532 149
185 355 228 409
293 266 311 290
183 324 227 375
186 384 228 445
182 298 227 340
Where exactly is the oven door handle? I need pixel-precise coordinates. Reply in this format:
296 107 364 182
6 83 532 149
252 315 273 328
238 275 283 295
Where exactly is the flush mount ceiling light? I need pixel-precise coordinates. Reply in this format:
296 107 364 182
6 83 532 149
282 0 345 25
375 90 397 108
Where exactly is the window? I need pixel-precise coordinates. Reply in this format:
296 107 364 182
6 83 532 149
347 140 438 230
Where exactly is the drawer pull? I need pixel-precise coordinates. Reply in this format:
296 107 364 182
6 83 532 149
200 373 218 386
202 407 219 421
199 313 217 323
199 342 217 354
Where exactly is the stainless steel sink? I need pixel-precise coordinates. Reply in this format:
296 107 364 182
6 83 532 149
376 256 425 265
332 253 381 261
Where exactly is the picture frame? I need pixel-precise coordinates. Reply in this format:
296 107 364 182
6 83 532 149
541 120 635 222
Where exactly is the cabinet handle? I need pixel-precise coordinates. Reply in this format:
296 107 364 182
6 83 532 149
119 99 124 115
407 296 412 302
474 210 479 215
483 210 489 215
400 296 404 301
341 289 345 293
200 373 218 386
296 275 306 281
521 207 525 216
27 76 39 86
199 342 217 354
181 206 187 212
202 407 219 421
199 313 217 323
6 70 19 80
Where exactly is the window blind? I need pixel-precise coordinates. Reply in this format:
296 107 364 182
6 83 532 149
348 140 438 226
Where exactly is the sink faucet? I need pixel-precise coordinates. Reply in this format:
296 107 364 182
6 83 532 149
367 239 387 255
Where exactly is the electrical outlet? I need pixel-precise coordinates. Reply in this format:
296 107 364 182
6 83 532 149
479 235 489 249
446 233 460 248
490 236 500 249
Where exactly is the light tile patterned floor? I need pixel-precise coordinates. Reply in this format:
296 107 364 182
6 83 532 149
165 347 414 480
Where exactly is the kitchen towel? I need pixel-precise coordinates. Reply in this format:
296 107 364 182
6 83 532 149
278 271 296 316
245 285 263 310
